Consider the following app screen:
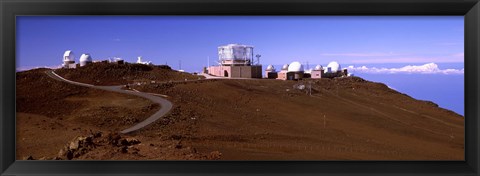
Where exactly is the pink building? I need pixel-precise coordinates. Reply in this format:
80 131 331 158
207 44 262 78
276 64 289 80
311 65 324 79
311 70 323 78
208 65 262 78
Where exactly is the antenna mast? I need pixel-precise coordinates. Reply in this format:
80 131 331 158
255 54 261 65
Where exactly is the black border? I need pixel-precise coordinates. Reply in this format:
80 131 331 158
1 0 479 175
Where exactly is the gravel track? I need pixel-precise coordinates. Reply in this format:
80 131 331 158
45 70 173 134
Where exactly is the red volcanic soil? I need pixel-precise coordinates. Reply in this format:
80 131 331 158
55 62 202 86
133 77 464 160
16 66 464 160
16 68 217 160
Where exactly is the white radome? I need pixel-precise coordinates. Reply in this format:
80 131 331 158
266 65 275 71
314 64 323 71
325 61 341 73
282 64 289 70
79 54 93 67
287 61 304 72
63 50 75 62
79 54 92 62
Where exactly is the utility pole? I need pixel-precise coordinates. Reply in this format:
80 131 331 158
309 82 312 96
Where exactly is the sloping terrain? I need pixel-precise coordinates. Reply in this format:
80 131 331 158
132 77 464 160
16 68 209 160
16 65 464 160
55 62 202 86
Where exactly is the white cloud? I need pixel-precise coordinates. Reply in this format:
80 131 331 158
347 63 464 75
349 56 464 64
113 38 121 42
320 52 464 63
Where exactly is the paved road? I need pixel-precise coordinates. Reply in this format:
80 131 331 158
45 70 173 134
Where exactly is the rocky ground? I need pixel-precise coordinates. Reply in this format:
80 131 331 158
132 77 464 160
55 62 203 86
16 65 464 160
16 68 217 160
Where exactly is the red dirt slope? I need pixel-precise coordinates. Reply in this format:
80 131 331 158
16 65 464 160
132 77 464 160
55 62 202 86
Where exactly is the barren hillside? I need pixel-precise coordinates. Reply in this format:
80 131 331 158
16 65 464 160
132 77 464 160
16 69 215 160
55 62 203 86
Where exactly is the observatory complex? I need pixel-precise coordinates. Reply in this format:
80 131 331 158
62 50 128 68
62 50 77 68
265 61 348 80
320 61 348 78
206 44 262 78
79 54 93 67
63 50 95 68
136 56 152 65
277 64 290 80
109 57 125 64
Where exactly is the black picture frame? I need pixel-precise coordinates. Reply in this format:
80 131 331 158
1 0 479 175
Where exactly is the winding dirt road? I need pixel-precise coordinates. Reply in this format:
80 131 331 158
45 70 173 134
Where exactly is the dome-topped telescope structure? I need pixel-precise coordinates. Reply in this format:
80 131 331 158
265 64 277 79
273 61 348 80
320 61 348 78
311 64 325 79
288 61 304 72
266 65 276 71
62 50 76 68
63 50 75 62
286 61 304 80
325 61 341 73
274 64 290 80
79 54 93 67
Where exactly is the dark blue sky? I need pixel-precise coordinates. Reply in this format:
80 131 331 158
17 16 463 72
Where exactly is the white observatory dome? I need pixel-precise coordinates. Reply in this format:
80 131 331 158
266 65 275 71
79 54 93 67
325 61 341 73
287 61 304 72
79 54 92 62
282 64 289 70
63 50 75 62
314 64 323 71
